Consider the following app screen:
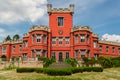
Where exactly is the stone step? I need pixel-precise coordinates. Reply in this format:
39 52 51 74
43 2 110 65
48 62 71 68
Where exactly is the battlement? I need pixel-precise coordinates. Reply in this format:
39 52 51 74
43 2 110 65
2 40 22 45
92 34 98 38
71 26 92 32
47 4 74 14
2 40 11 44
11 40 23 44
99 40 120 46
23 33 29 38
29 25 51 32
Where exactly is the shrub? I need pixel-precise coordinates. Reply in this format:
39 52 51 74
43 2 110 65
82 57 97 67
83 67 93 72
43 58 55 67
43 68 72 76
111 57 120 67
71 67 83 73
98 56 113 68
35 68 44 73
65 58 78 67
92 67 103 72
17 67 103 75
17 68 35 73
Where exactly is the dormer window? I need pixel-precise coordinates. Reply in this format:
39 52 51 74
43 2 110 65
58 17 64 26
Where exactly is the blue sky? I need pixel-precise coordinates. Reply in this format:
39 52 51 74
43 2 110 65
0 0 120 42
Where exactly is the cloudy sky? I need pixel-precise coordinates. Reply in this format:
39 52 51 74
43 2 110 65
0 0 120 42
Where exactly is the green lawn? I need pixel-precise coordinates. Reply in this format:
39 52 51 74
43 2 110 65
0 68 120 80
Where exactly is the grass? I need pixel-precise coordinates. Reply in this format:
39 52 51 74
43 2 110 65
0 68 120 80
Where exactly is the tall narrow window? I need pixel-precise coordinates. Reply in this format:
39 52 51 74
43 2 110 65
80 34 85 42
66 52 70 59
19 45 22 52
94 41 98 48
106 46 109 52
52 37 56 44
36 50 40 56
118 48 120 54
24 41 28 48
43 35 47 43
2 46 6 54
51 52 56 59
58 17 64 26
12 46 16 52
75 50 78 59
112 47 115 53
59 37 63 44
75 35 78 43
32 35 34 43
36 34 41 42
65 37 70 44
100 46 102 52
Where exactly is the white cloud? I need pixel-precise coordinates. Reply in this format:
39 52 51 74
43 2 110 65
101 33 120 42
0 0 47 23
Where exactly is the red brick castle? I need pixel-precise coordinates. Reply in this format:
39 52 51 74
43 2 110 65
0 4 120 61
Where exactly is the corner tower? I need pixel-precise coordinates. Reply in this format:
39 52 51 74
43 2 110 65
47 4 74 61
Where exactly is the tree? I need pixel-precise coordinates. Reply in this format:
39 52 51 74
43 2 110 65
5 35 11 41
13 34 20 41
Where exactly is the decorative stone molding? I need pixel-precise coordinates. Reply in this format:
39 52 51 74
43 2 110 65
99 40 120 46
29 25 51 32
71 26 92 32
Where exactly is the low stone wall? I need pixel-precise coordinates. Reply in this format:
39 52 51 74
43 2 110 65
0 61 43 70
19 61 43 68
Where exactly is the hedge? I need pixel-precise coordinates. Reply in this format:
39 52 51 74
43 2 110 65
17 68 35 73
17 67 103 76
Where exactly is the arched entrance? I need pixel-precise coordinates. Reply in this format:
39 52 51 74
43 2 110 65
59 52 63 61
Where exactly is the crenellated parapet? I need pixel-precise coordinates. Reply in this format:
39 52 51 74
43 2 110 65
92 34 98 38
71 26 92 32
2 40 11 44
47 4 74 14
11 40 23 44
2 40 23 45
23 33 29 38
29 25 51 32
99 40 120 46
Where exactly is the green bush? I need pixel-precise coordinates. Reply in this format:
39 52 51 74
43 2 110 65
65 58 78 67
17 68 35 73
35 68 44 73
43 58 55 67
71 67 83 73
111 57 120 67
92 67 103 72
82 57 97 67
44 68 72 76
17 67 103 75
98 56 113 68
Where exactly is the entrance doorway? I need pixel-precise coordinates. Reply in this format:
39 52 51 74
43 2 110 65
59 52 63 61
